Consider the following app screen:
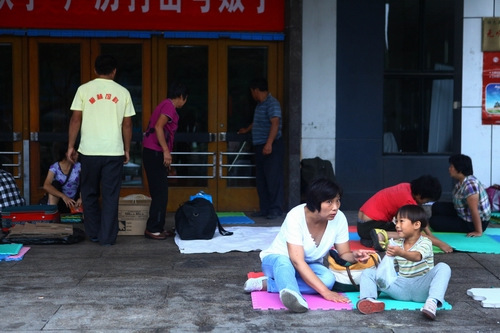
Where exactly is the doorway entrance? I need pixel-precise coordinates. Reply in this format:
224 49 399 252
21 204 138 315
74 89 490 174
23 37 283 211
162 40 283 211
0 37 24 195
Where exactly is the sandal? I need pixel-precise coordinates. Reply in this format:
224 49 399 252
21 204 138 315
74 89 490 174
370 228 388 252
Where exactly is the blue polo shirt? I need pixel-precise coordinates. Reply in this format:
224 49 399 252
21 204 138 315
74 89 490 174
252 93 282 145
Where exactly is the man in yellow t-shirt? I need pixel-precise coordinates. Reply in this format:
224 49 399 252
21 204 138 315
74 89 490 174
67 54 136 246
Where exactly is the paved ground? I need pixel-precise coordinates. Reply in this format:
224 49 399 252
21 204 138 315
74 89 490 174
1 211 500 332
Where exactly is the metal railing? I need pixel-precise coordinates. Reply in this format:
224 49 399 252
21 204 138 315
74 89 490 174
219 150 256 180
169 151 216 179
0 151 22 179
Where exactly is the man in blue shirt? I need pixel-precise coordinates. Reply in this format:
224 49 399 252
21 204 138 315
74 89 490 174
239 78 284 219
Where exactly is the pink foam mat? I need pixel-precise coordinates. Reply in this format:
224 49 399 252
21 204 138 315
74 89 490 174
251 291 353 311
247 272 353 310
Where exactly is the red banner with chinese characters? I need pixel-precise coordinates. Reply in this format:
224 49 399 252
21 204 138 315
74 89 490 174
0 0 284 32
482 52 500 125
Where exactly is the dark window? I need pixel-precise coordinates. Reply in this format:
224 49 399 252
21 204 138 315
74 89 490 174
383 0 456 154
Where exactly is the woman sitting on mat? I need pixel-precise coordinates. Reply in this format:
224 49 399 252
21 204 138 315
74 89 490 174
243 178 376 313
429 154 491 237
42 144 82 214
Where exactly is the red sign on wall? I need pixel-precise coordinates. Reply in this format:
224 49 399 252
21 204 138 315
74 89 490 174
0 0 284 32
482 52 500 125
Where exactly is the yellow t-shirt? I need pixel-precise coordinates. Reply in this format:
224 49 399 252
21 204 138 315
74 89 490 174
70 78 136 156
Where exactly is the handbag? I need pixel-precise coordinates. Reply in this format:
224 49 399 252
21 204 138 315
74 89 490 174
486 184 500 211
328 249 380 292
174 197 233 240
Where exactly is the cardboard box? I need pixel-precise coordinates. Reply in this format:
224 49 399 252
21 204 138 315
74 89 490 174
118 194 151 235
7 223 73 238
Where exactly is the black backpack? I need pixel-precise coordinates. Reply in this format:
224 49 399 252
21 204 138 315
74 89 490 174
300 157 335 199
175 198 233 240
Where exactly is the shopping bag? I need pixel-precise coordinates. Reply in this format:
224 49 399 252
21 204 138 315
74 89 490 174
375 239 398 289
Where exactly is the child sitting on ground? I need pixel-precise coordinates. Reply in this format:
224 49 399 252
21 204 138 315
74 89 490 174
356 204 451 320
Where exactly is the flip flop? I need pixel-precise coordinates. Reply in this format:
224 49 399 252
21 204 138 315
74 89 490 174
370 228 388 252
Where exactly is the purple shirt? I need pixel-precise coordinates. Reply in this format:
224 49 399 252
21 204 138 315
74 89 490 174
142 99 179 152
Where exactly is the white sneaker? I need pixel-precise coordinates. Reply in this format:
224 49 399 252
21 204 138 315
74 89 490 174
243 276 267 293
279 289 309 313
421 298 437 320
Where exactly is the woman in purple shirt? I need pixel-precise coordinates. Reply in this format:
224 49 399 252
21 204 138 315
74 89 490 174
142 82 188 240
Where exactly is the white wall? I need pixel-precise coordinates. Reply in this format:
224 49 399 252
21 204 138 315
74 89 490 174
301 0 500 187
301 0 336 164
463 0 500 186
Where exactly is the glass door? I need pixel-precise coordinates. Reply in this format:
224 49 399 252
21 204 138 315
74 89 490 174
28 39 85 203
217 41 282 211
162 39 283 211
28 38 150 203
93 39 151 193
0 37 24 193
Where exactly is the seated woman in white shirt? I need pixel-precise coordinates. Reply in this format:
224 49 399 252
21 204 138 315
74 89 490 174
243 178 375 312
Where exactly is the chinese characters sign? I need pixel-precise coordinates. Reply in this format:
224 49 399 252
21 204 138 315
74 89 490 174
483 17 500 51
0 0 284 32
482 52 500 125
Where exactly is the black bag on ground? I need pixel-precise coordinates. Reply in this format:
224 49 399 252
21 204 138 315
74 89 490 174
175 198 233 240
300 157 335 199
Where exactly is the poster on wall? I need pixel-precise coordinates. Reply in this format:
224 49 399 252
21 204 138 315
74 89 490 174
482 52 500 125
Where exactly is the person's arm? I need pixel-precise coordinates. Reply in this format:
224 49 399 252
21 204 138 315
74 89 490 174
154 114 172 168
287 243 350 303
237 123 253 134
122 116 133 164
386 244 423 262
67 110 82 163
335 241 377 263
262 117 279 155
42 171 76 208
466 193 483 237
422 226 453 253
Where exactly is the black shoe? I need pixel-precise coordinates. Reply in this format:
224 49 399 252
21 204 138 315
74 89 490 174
360 238 373 248
144 230 167 240
266 210 283 220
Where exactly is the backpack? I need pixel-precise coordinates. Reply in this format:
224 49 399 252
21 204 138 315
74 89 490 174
300 157 335 198
175 198 233 240
486 184 500 211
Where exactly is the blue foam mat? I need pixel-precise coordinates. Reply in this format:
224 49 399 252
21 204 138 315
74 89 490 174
433 228 500 254
345 291 452 311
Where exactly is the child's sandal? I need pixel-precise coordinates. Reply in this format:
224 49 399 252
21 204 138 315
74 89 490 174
370 228 388 252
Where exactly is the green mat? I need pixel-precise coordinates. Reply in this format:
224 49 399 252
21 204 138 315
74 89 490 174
0 243 23 256
216 212 255 225
433 228 500 254
345 291 452 311
491 211 500 224
216 212 246 217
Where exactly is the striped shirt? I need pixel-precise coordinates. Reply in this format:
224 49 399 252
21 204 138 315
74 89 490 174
394 236 433 278
251 93 282 145
452 175 491 222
